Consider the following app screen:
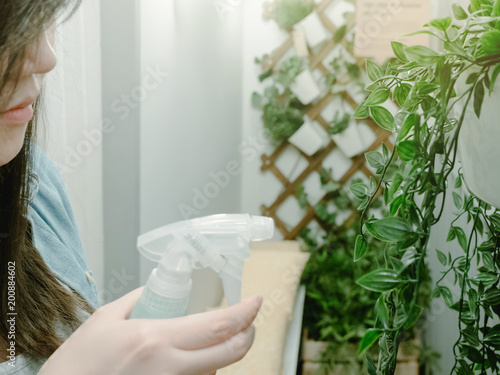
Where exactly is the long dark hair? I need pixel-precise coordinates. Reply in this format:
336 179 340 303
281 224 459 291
0 0 96 360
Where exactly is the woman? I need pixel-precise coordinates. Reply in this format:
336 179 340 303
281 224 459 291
0 1 262 374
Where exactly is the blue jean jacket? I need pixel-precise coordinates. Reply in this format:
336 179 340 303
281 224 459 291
0 144 101 373
27 143 101 310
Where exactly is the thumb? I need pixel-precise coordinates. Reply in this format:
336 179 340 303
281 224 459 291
99 286 145 320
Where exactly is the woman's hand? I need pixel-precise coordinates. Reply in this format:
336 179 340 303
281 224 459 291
38 287 263 375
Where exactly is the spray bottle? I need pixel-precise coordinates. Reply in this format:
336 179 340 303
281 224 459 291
129 214 274 319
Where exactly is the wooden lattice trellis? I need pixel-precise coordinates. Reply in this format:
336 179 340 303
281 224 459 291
259 0 394 240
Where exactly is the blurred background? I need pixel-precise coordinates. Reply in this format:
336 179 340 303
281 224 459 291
37 0 480 373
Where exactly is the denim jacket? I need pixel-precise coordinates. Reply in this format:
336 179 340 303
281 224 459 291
0 144 101 374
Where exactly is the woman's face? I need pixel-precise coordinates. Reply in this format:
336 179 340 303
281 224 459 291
0 23 57 167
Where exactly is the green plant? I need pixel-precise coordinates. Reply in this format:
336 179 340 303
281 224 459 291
298 170 388 373
254 5 367 143
252 56 307 143
328 112 351 135
271 0 314 30
351 1 500 373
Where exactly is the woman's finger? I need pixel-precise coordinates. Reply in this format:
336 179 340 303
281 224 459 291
99 286 145 319
180 325 256 374
149 295 262 350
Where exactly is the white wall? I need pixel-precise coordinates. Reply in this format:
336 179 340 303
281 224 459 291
138 0 244 312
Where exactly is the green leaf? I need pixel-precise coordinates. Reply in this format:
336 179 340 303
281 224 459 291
366 355 377 375
452 192 463 210
353 104 369 119
370 106 395 131
438 286 454 307
365 151 384 169
466 72 479 85
484 328 500 348
436 249 447 266
397 140 416 162
357 269 402 293
474 79 485 118
447 226 457 242
444 40 465 55
469 0 481 13
382 143 389 159
389 173 404 201
365 87 390 106
481 30 500 56
490 213 500 229
491 64 500 94
391 41 409 62
251 92 263 108
482 249 495 271
430 17 452 31
375 296 389 328
354 235 369 262
482 289 500 306
416 82 440 96
455 227 468 252
333 24 347 43
350 183 369 199
468 289 478 318
397 113 418 141
365 217 413 242
366 60 384 82
390 194 404 216
401 247 417 269
358 329 383 354
404 30 445 41
452 4 468 20
473 273 499 289
455 176 463 189
403 305 423 330
404 45 441 66
465 346 483 362
258 70 273 82
462 327 480 347
394 84 412 107
264 86 279 98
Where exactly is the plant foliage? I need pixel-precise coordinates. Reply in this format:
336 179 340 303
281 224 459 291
351 1 500 373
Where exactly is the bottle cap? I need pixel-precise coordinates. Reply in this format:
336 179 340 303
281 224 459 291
249 216 274 240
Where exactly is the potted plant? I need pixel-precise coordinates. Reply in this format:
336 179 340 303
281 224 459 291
267 0 314 30
350 1 500 373
253 56 330 155
297 170 424 374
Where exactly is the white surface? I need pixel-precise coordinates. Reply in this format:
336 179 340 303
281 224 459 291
283 285 306 375
288 120 329 156
294 10 330 49
291 69 322 105
324 0 356 29
331 121 366 158
458 78 500 209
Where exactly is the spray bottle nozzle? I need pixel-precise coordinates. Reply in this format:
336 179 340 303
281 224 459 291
137 214 275 307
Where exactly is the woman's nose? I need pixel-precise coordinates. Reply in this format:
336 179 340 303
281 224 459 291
22 24 57 77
